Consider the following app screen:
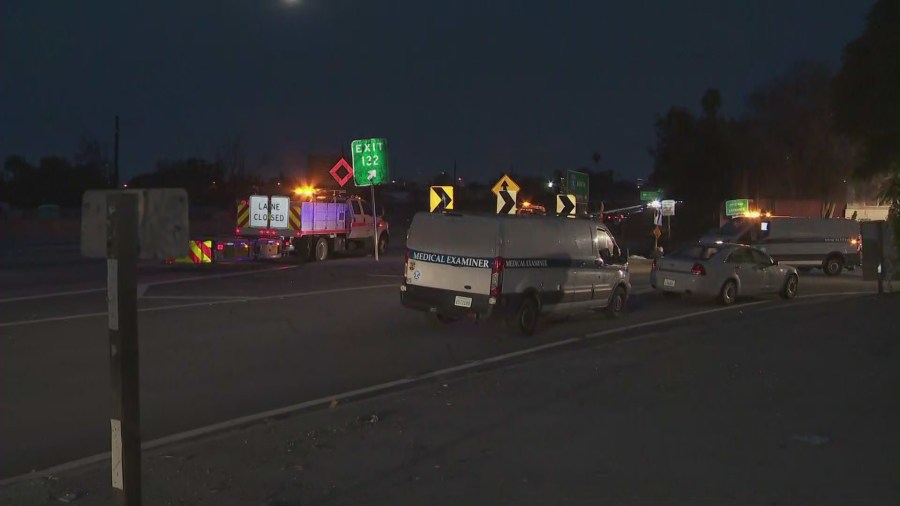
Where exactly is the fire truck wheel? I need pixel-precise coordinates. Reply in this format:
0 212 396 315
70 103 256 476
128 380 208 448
314 238 330 261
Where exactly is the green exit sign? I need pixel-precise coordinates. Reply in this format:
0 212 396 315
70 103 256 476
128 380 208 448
640 190 661 202
725 199 750 216
351 138 389 187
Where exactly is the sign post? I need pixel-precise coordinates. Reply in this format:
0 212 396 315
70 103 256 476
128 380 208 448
861 220 886 294
661 200 675 245
107 192 141 506
351 138 389 261
81 188 189 506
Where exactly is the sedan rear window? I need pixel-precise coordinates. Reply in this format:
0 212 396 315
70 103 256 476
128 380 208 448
671 245 720 260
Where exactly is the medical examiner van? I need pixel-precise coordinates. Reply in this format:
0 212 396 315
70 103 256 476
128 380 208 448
701 216 860 275
399 212 631 335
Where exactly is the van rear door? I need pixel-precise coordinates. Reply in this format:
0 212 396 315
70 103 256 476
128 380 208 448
406 213 498 296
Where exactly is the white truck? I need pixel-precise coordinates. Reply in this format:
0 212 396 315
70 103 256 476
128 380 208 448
235 191 389 261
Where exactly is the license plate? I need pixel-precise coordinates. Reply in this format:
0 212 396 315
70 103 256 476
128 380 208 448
663 278 676 287
454 296 473 308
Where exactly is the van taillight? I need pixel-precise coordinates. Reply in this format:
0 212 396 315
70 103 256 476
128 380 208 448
854 235 862 253
691 263 706 276
490 257 504 297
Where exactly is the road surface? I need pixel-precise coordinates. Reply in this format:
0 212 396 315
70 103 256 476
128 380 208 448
0 243 889 479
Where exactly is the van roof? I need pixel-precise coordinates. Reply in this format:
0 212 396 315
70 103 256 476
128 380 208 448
420 211 613 230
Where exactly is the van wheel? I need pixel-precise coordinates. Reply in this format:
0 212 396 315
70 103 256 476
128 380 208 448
823 255 843 276
314 238 329 261
508 297 539 336
780 274 798 300
605 286 627 318
718 280 737 306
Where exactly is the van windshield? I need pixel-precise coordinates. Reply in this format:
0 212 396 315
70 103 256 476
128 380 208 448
671 245 720 260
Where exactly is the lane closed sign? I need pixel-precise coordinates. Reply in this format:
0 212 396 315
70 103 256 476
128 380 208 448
250 195 269 228
269 196 289 229
249 195 290 229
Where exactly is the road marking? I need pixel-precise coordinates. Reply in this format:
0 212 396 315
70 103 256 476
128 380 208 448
0 284 398 328
140 295 256 301
0 288 106 303
143 265 300 286
0 265 300 303
1 293 856 485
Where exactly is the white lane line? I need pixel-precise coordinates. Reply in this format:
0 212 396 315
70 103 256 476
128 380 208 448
0 265 300 304
0 291 867 486
0 284 398 328
0 288 106 303
142 265 300 287
139 295 256 301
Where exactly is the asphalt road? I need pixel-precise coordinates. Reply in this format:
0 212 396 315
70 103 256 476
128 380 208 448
0 246 888 479
1 285 896 505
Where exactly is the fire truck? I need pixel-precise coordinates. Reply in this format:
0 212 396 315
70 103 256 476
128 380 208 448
234 188 389 261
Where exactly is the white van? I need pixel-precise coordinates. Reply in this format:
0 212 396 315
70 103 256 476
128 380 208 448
702 216 861 276
400 212 630 335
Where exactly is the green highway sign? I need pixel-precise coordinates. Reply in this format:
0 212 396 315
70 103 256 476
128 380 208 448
567 170 589 201
725 199 750 216
640 190 661 202
351 138 389 186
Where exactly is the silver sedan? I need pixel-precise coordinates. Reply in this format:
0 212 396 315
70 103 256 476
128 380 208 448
650 243 799 305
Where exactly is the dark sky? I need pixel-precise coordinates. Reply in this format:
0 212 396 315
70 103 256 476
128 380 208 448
1 0 871 183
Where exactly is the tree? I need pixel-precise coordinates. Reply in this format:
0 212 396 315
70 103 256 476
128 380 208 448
833 0 899 179
215 135 246 182
700 89 722 120
741 62 858 201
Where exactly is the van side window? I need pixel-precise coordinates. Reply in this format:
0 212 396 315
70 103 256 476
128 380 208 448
351 201 363 215
595 229 614 261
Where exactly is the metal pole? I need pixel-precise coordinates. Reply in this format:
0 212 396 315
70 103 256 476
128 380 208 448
114 115 120 188
877 222 885 295
667 215 672 247
107 192 141 505
371 185 379 261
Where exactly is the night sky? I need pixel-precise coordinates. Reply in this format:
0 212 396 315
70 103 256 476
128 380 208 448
1 0 872 183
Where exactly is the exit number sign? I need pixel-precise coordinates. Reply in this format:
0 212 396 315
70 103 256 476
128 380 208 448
351 138 389 187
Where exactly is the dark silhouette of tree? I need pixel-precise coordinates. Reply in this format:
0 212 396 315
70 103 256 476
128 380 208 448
129 158 226 205
741 62 857 200
700 89 722 119
2 151 109 208
833 0 899 180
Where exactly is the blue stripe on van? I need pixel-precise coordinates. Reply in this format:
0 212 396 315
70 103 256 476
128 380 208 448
408 250 493 269
407 250 591 269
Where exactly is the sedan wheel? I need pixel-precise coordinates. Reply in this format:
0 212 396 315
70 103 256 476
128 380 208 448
718 280 737 306
780 274 798 300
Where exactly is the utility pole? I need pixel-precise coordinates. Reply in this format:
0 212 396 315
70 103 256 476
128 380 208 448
113 115 120 188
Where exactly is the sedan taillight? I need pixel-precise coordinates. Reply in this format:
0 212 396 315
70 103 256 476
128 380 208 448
691 263 707 276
